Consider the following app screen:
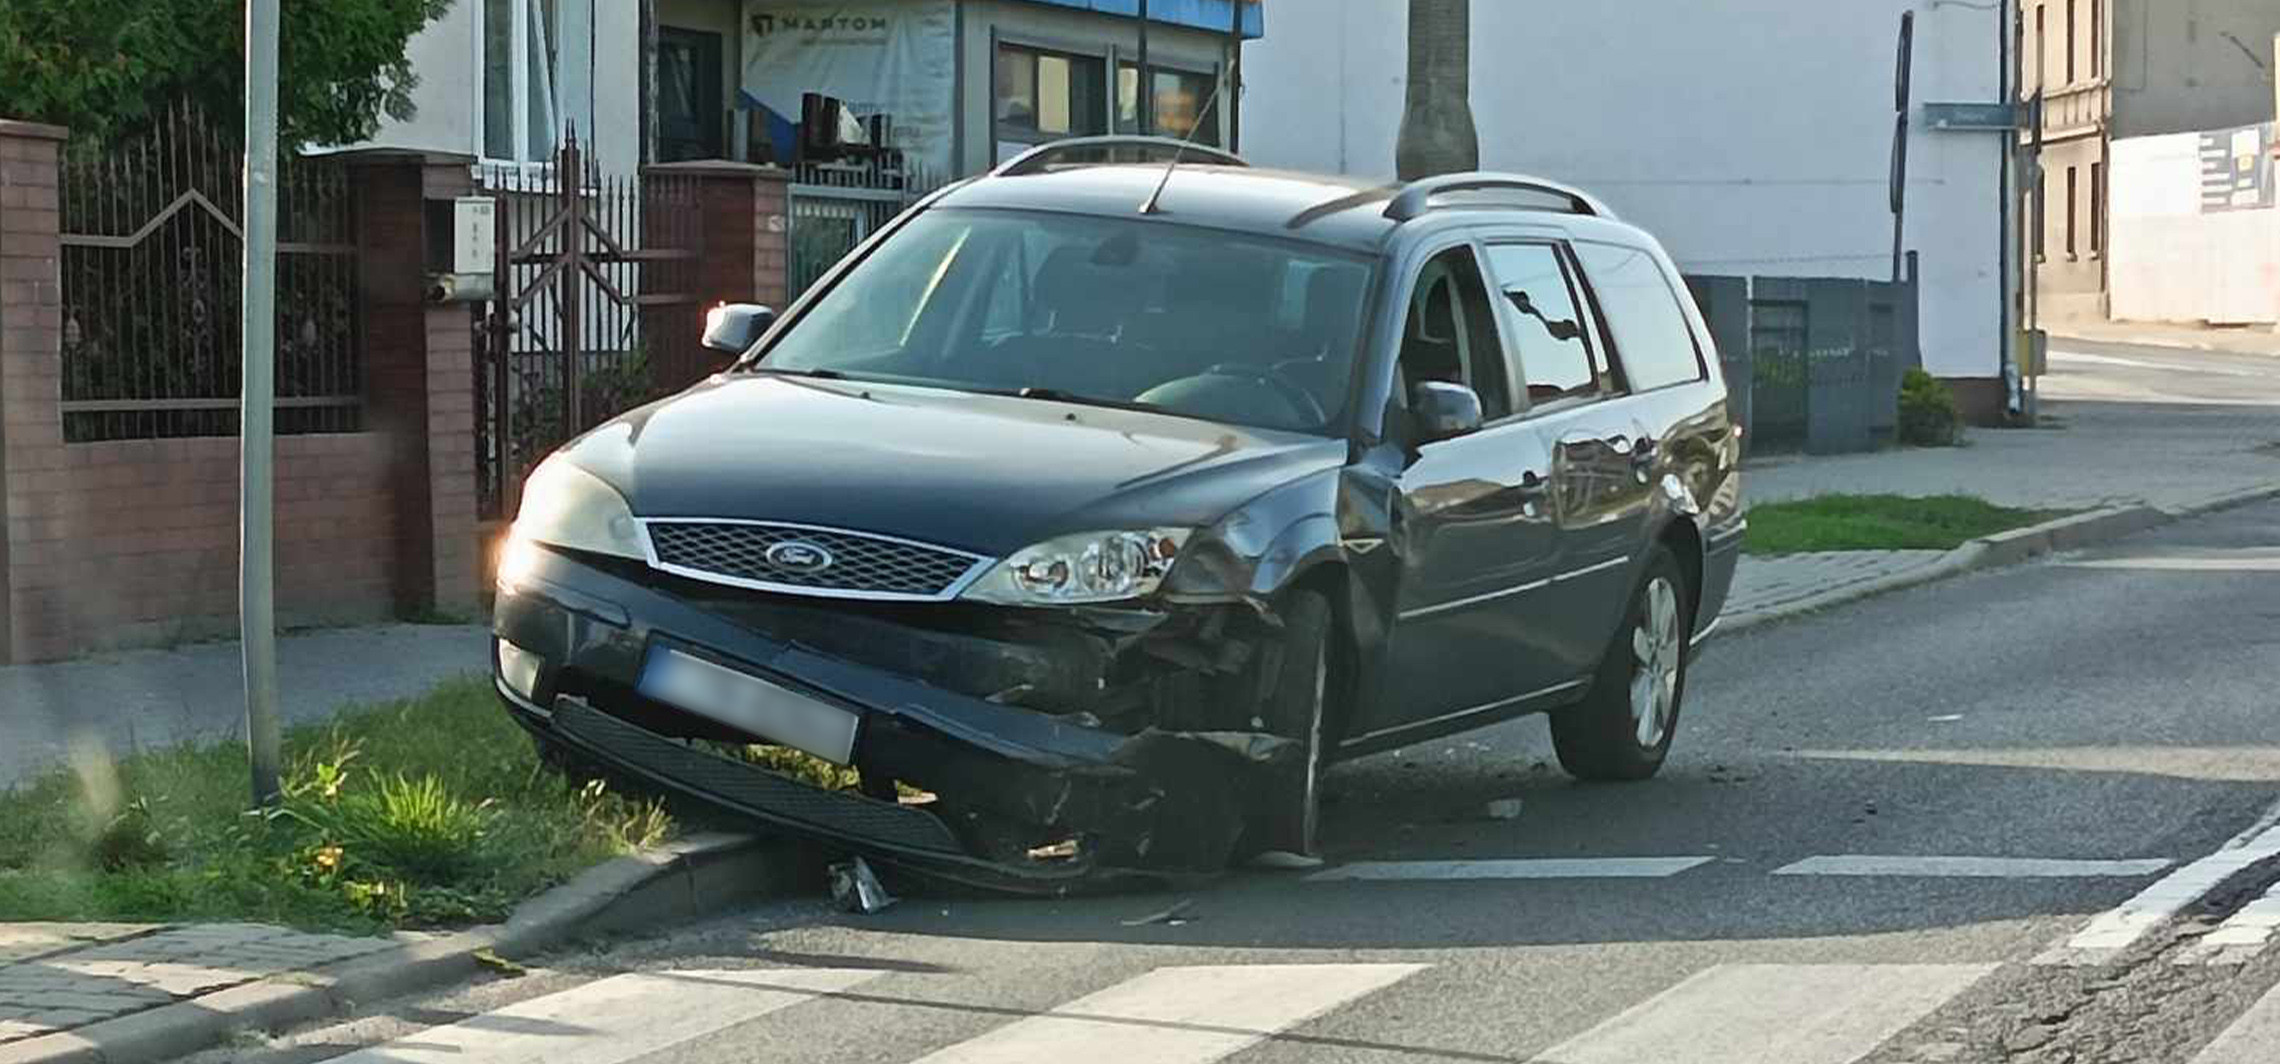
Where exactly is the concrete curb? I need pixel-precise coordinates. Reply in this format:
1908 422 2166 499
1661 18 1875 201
1718 486 2280 637
0 833 807 1064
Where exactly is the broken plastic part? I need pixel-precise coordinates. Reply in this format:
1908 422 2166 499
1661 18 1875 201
829 856 898 914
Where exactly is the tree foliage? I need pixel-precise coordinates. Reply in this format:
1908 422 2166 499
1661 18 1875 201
0 0 450 148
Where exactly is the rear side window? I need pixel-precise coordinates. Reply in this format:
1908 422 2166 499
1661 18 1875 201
1483 243 1596 402
1573 242 1705 392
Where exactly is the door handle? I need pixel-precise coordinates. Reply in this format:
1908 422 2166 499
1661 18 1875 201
1516 470 1548 497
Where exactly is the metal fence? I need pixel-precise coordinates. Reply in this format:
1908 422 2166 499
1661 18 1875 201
787 158 935 299
1686 267 1919 455
57 103 360 442
475 135 708 520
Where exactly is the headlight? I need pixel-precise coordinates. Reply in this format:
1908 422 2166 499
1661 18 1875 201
504 457 644 574
961 529 1192 605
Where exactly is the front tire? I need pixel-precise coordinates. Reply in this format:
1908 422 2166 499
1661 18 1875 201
1252 589 1336 860
1551 546 1692 781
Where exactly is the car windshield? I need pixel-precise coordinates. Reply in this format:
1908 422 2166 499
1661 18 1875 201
759 208 1374 435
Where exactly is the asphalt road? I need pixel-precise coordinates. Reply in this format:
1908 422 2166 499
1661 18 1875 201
2043 337 2280 406
198 495 2280 1064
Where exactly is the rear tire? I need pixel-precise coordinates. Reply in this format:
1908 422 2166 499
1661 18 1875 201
1251 589 1337 860
1551 546 1692 782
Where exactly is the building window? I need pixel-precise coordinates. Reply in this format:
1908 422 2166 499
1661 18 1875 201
2034 169 2047 261
2065 165 2079 258
2034 4 2046 90
482 0 574 164
2090 161 2104 255
2066 0 2077 84
995 44 1108 140
2091 0 2103 78
1116 64 1221 145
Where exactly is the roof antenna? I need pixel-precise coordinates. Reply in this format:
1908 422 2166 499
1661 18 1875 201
1139 87 1224 216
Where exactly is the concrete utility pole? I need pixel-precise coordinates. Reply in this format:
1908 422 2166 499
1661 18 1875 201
1395 0 1480 180
240 0 283 805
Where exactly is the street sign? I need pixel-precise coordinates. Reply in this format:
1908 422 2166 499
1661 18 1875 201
1923 102 2020 132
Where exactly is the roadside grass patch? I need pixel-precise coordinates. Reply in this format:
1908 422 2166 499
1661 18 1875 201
0 675 673 933
1745 494 2073 555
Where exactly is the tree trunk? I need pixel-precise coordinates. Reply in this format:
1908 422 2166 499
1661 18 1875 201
1395 0 1479 181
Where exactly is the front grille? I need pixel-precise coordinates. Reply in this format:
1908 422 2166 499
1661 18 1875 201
643 521 990 599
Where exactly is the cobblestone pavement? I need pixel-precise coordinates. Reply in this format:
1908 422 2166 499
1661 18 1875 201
0 923 394 1045
1726 549 1947 621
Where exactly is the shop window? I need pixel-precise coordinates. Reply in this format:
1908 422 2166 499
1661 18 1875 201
996 44 1107 139
1116 64 1220 145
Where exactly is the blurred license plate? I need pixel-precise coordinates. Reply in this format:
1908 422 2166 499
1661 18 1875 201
637 648 859 765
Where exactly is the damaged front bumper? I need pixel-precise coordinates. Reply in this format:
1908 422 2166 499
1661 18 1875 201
491 545 1297 893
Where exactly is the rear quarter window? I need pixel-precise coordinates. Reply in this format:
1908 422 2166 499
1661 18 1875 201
1573 242 1705 393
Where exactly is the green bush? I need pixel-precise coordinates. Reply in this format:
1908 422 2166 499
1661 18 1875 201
1897 368 1962 447
0 0 449 148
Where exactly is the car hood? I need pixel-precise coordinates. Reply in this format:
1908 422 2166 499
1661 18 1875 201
556 375 1348 557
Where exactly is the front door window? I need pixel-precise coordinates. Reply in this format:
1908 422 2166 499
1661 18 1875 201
1398 246 1514 426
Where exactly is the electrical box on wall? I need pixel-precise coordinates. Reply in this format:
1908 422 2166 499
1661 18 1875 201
424 196 496 303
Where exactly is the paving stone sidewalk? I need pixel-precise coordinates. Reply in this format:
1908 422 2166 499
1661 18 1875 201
1724 549 1947 625
0 923 397 1046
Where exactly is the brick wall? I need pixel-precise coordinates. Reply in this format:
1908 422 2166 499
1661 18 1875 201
4 435 397 658
0 124 480 663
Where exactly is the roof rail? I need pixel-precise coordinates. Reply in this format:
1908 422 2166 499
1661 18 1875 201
1383 173 1615 222
994 136 1248 178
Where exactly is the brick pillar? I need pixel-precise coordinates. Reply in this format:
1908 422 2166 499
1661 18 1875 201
642 161 792 390
0 119 67 665
348 151 481 620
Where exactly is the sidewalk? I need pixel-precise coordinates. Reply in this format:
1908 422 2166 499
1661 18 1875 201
1727 396 2280 627
0 623 489 790
2052 319 2280 356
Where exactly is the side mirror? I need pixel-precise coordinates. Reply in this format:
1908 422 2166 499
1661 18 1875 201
702 303 776 355
1411 381 1485 443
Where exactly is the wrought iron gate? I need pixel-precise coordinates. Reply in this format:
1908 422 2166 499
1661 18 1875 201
476 136 707 520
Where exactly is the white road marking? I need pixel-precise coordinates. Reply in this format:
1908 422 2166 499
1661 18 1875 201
1772 855 2173 879
2062 549 2280 573
1532 963 1994 1064
323 968 881 1064
2189 976 2280 1063
2045 822 2280 961
2048 349 2270 378
1307 857 1715 882
2174 879 2280 965
912 964 1424 1064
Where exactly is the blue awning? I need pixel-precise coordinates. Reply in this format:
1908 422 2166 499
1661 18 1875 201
1011 0 1264 39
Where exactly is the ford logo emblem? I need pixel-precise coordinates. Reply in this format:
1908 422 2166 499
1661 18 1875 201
763 540 834 574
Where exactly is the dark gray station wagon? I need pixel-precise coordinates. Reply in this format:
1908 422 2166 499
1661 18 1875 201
491 137 1745 891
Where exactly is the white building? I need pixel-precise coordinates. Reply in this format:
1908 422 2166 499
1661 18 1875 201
341 0 1255 182
1241 0 2014 414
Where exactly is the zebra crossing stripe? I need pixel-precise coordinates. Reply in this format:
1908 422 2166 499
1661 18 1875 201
1532 964 1994 1064
1772 855 2173 878
911 964 1425 1064
322 968 882 1064
1307 857 1715 881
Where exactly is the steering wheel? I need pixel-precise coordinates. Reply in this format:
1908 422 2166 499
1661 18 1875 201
1202 363 1331 427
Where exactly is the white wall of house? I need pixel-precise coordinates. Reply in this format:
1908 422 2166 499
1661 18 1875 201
2109 131 2280 323
1240 0 2010 382
338 0 642 178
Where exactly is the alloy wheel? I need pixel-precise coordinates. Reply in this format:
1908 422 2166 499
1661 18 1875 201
1628 576 1683 749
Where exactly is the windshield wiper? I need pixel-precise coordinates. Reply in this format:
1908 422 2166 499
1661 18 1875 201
992 387 1162 415
747 366 849 380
